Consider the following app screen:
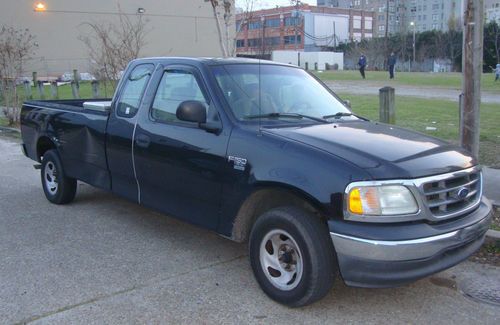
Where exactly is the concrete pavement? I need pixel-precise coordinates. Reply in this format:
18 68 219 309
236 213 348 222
0 136 499 324
483 167 500 207
325 80 500 104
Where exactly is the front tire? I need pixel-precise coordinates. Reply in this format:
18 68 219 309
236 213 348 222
249 206 337 307
41 149 77 204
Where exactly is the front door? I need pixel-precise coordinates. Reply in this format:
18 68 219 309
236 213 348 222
133 65 228 229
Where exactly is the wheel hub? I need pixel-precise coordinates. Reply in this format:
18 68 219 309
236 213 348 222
259 230 303 291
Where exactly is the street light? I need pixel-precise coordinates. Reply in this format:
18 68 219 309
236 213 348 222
34 2 47 12
410 21 416 71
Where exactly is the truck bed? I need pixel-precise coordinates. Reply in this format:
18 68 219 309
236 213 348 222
21 99 113 190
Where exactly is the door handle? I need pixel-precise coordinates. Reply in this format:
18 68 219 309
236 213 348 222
135 134 151 148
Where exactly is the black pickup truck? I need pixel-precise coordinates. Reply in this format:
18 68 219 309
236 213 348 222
21 57 492 307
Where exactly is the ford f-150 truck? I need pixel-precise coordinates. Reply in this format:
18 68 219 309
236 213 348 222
21 57 492 307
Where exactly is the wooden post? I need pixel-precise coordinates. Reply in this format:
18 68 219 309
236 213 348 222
305 62 309 70
24 81 32 100
460 0 484 159
379 86 395 124
32 72 37 86
37 81 45 100
71 81 80 99
50 81 59 99
73 69 80 87
91 80 100 98
314 62 318 70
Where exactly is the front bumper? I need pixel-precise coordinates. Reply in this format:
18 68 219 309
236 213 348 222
330 197 492 288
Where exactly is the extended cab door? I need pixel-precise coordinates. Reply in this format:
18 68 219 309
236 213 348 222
133 65 229 229
106 63 155 201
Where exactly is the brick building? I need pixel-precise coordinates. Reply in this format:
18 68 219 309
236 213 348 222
235 4 375 58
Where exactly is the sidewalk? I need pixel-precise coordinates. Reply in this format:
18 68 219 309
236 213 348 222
325 81 500 104
483 167 500 208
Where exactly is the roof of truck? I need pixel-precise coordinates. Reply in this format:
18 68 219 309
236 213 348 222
132 57 294 67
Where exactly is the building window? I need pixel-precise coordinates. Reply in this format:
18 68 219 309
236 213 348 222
432 14 438 21
265 37 281 46
284 17 299 26
248 21 261 30
236 20 242 31
432 4 439 10
378 14 385 21
284 35 301 45
236 39 245 48
265 18 280 28
247 38 262 47
378 25 385 31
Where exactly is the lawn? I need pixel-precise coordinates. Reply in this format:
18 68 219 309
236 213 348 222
337 92 500 168
0 81 115 106
315 70 500 92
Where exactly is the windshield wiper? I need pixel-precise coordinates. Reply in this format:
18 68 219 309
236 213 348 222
323 112 369 121
244 112 330 124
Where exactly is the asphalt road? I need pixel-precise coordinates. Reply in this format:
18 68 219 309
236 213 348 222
1 136 499 324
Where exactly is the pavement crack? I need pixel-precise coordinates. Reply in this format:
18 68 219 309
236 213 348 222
15 254 247 324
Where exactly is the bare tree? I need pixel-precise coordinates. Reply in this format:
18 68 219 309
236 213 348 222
79 8 148 89
0 26 37 126
208 0 230 57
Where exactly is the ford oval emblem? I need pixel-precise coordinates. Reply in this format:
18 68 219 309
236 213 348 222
456 187 470 199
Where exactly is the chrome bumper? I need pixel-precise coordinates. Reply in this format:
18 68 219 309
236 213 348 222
331 215 490 261
330 198 492 287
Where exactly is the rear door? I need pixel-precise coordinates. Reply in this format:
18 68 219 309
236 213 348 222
106 63 155 201
133 65 229 229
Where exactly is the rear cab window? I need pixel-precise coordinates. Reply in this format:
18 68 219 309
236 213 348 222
116 64 155 118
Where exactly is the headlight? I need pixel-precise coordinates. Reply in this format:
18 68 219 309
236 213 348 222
347 185 418 216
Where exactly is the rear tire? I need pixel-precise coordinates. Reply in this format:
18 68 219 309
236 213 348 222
41 149 77 204
249 206 337 307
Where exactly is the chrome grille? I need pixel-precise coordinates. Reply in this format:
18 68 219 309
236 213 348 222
420 168 482 219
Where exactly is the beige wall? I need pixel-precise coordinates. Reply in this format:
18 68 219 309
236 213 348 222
2 0 235 76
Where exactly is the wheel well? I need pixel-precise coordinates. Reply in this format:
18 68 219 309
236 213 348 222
230 187 326 243
37 137 56 162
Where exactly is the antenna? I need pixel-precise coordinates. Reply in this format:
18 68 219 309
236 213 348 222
258 57 262 135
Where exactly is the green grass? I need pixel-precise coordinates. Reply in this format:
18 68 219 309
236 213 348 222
315 70 500 92
338 93 500 168
0 81 115 107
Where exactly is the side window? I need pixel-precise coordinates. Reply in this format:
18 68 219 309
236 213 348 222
116 64 154 118
151 70 209 124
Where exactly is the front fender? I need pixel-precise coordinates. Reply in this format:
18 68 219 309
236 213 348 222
217 127 370 237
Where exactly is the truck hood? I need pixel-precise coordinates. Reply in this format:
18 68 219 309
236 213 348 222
263 121 476 179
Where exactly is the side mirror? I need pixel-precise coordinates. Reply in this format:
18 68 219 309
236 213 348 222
343 100 351 108
176 100 207 124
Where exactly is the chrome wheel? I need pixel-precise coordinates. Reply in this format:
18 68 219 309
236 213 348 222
44 161 58 195
259 229 303 291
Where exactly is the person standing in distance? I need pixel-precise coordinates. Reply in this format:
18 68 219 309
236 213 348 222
388 52 397 79
358 54 367 79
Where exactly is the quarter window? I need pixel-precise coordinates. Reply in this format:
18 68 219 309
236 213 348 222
116 64 154 118
151 70 209 124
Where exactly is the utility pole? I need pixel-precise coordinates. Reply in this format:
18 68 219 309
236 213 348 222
384 0 390 59
293 0 301 51
460 0 484 159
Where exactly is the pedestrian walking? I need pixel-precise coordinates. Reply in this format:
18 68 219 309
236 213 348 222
495 64 500 82
358 54 367 79
388 52 397 79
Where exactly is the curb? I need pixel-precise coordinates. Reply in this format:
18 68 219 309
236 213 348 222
486 229 500 240
0 125 20 134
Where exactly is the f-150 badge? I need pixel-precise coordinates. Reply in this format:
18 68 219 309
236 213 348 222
228 156 247 171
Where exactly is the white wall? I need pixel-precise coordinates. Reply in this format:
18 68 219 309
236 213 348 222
1 0 234 76
272 51 344 70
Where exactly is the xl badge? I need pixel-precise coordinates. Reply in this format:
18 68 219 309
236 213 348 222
228 156 247 171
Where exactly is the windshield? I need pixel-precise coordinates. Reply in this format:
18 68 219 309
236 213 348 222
211 64 352 123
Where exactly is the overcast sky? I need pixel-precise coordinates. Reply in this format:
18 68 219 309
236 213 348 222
235 0 316 10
